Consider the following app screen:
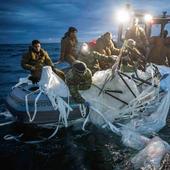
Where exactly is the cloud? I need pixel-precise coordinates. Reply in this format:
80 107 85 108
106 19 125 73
0 0 170 44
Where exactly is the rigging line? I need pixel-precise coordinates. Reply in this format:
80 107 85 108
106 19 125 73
118 72 137 98
92 84 128 105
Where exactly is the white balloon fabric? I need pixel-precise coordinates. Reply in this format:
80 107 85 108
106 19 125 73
79 65 170 169
38 66 69 98
131 137 170 169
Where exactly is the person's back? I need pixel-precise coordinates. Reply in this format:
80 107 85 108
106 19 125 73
59 27 78 64
66 60 92 103
125 18 149 55
94 32 120 69
94 32 120 56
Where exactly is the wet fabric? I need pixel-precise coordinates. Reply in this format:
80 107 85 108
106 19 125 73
131 137 170 169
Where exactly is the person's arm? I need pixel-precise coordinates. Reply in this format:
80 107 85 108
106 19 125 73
21 53 35 71
110 44 120 56
44 52 54 67
66 71 85 103
69 84 85 103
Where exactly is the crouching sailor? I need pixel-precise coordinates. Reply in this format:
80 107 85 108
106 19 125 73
65 60 92 103
21 39 65 83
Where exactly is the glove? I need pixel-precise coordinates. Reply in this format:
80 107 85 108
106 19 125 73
84 101 90 108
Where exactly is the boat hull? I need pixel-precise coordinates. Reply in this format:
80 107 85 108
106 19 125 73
5 84 87 125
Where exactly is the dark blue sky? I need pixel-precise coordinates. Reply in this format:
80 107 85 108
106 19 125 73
1 0 170 44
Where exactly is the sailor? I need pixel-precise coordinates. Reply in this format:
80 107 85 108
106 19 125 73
65 60 92 103
147 37 170 66
121 39 146 72
94 32 120 56
21 40 65 83
125 17 150 56
59 26 78 64
78 43 116 74
94 32 122 69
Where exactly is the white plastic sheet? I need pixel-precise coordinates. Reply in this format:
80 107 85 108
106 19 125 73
80 65 170 169
131 137 170 169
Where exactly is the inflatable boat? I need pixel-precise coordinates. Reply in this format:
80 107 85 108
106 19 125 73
5 66 89 125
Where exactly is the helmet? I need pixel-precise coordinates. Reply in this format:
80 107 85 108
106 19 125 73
126 39 136 48
72 60 87 74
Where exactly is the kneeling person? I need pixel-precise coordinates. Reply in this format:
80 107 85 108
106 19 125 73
66 60 92 103
78 43 116 74
21 40 65 83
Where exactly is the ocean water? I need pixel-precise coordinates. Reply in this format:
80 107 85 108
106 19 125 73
0 43 170 170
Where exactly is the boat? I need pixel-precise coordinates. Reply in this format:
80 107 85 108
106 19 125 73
5 66 89 126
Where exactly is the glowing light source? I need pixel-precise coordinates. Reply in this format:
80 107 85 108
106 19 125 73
144 14 153 22
115 9 130 23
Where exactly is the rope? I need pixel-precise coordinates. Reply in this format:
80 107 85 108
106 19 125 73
25 89 40 122
118 72 137 98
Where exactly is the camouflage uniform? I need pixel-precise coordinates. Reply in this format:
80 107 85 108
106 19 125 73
78 51 115 74
94 33 120 69
121 45 146 72
66 62 92 103
60 36 78 64
125 25 149 55
21 47 65 83
95 36 120 56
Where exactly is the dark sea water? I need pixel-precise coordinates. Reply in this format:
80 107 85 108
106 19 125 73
0 43 170 170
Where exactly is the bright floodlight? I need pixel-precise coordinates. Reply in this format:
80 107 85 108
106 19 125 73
115 9 130 23
144 14 153 22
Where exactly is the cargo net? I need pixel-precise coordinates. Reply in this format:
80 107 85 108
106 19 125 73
80 64 170 169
